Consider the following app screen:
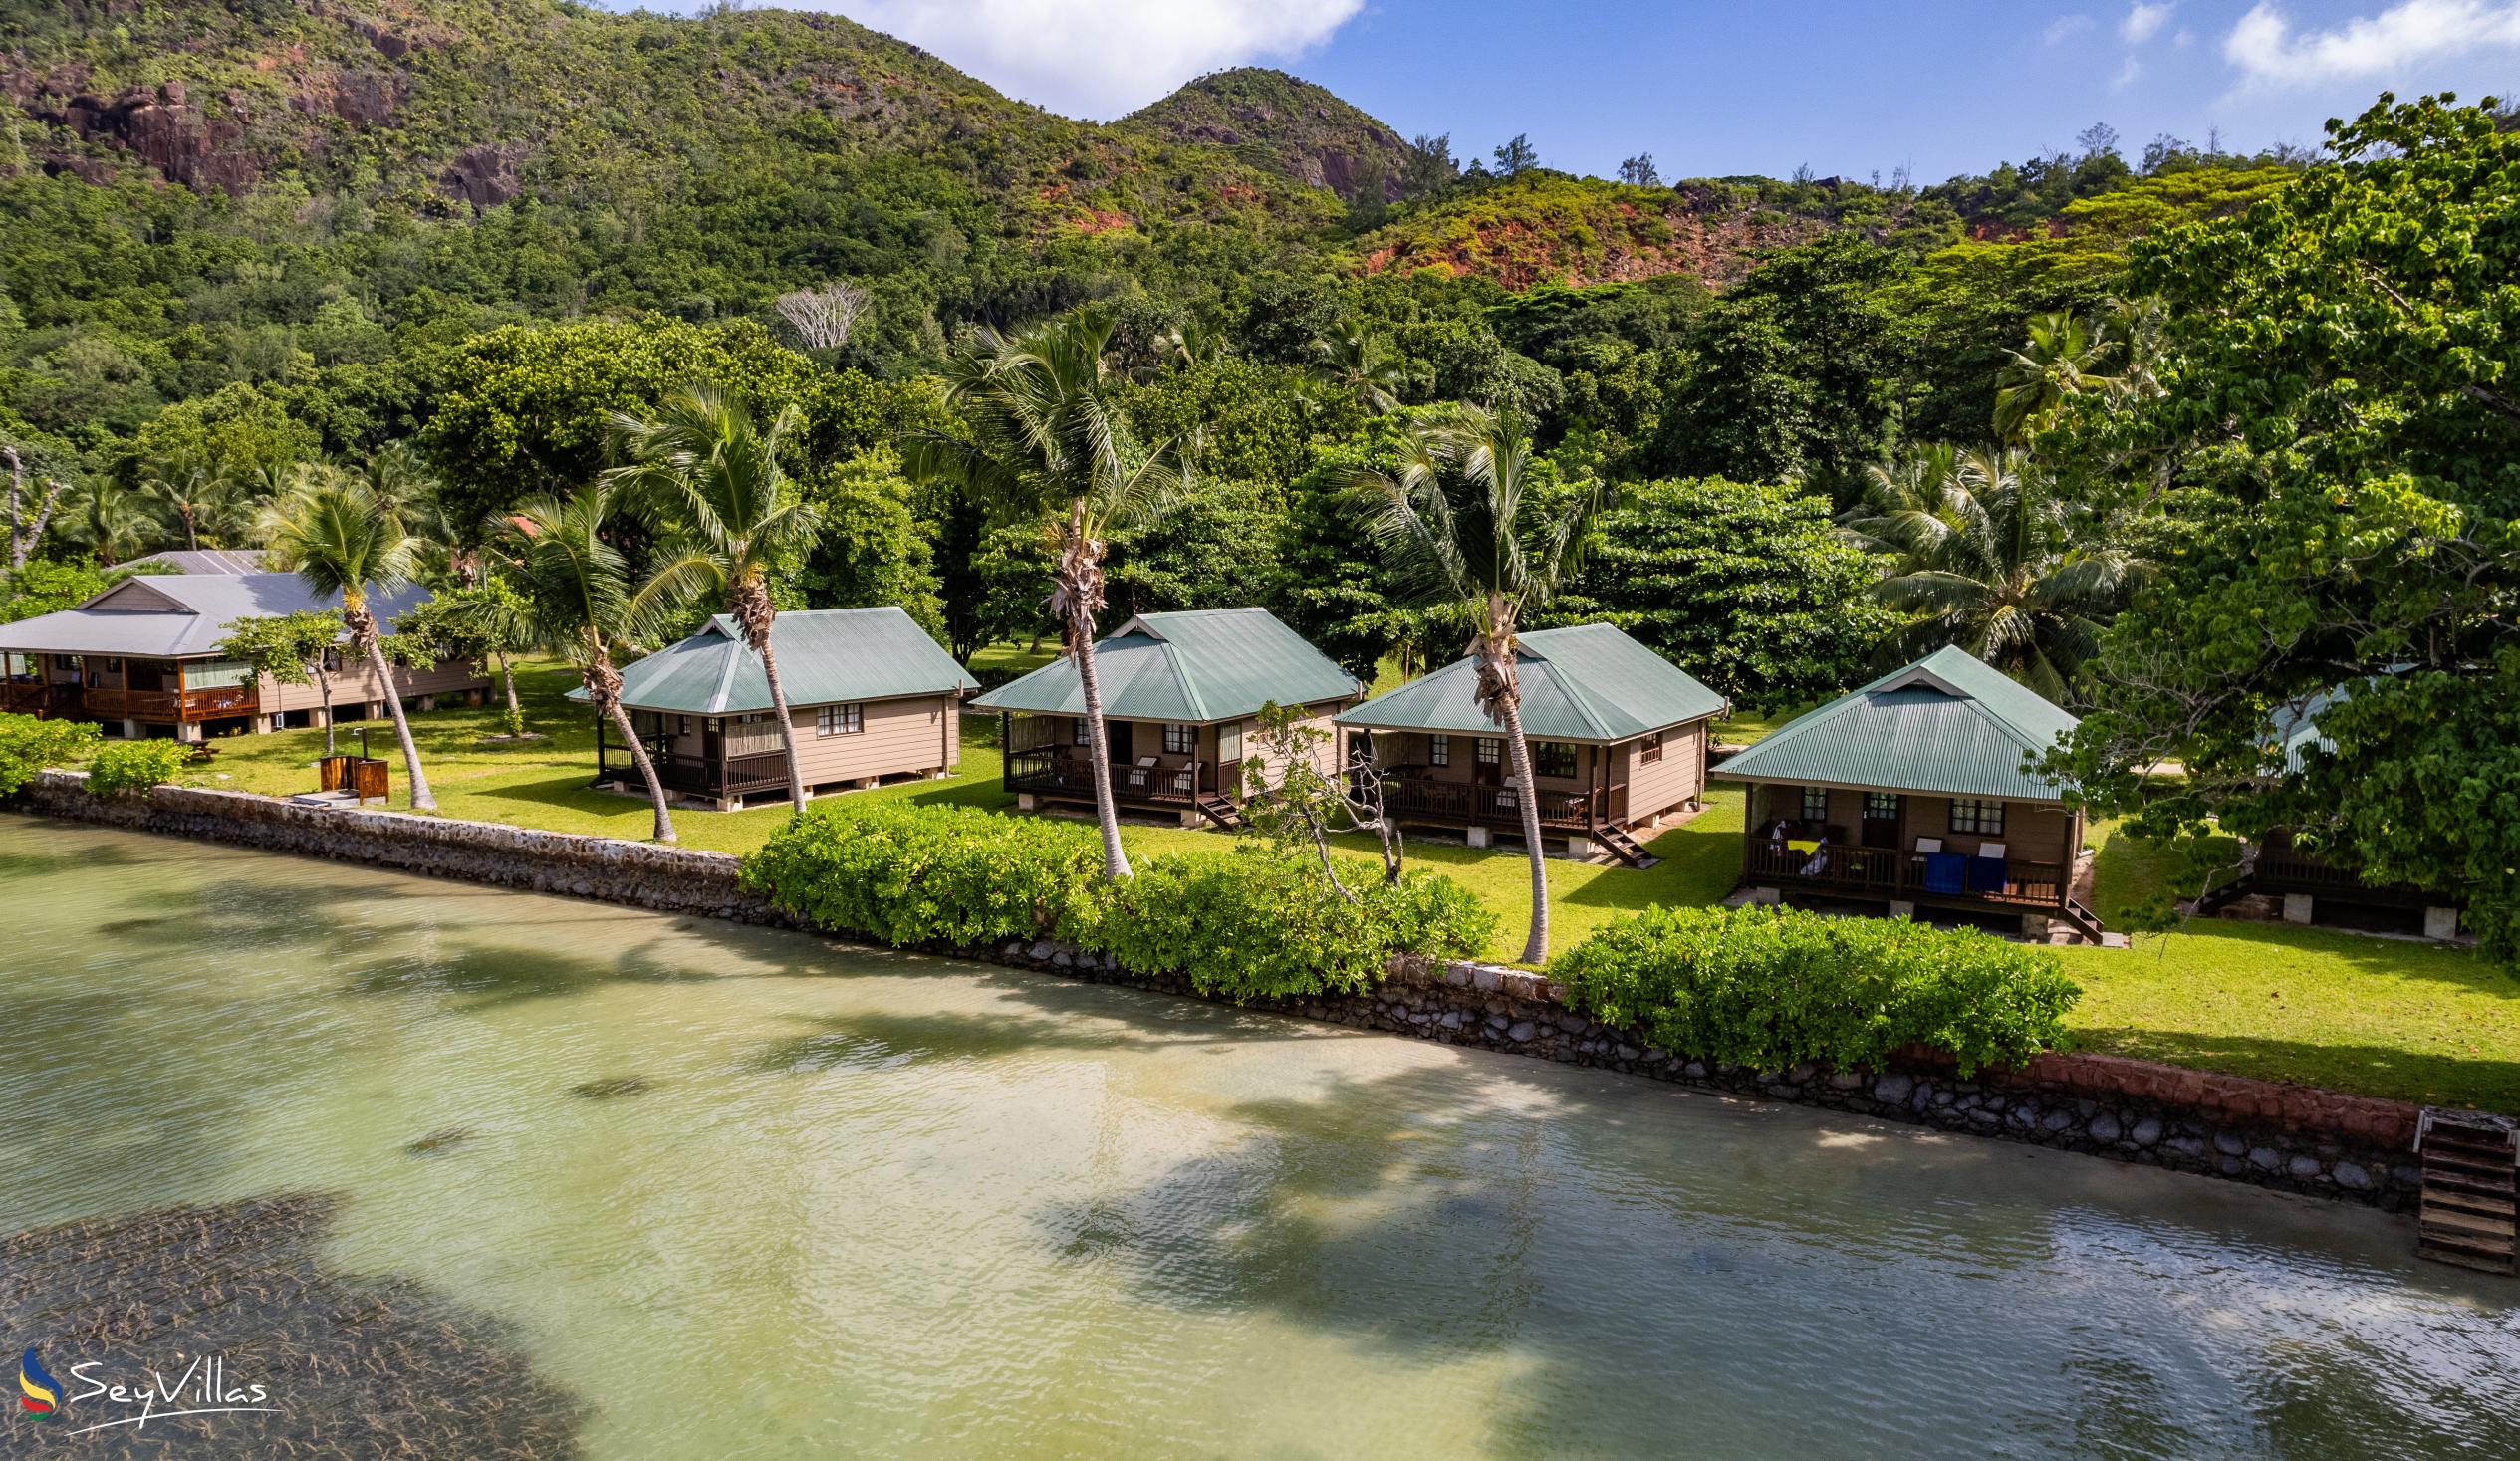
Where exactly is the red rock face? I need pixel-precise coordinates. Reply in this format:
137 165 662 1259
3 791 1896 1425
440 143 522 211
53 82 261 193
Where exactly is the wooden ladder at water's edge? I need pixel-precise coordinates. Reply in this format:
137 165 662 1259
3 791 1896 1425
2416 1108 2519 1275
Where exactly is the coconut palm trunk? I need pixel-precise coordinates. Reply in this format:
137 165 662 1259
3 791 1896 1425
587 648 675 844
498 652 521 723
342 592 434 811
1058 506 1132 881
732 578 808 814
1474 611 1551 963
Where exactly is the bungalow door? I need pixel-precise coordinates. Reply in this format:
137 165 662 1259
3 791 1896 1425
1106 719 1133 764
1861 792 1902 850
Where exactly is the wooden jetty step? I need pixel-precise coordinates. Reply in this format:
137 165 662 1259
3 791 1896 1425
2417 1108 2519 1275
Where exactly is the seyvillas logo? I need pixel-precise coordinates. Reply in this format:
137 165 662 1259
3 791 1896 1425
13 1348 284 1437
18 1347 60 1419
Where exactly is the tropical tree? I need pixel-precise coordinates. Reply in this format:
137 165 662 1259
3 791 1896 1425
389 580 536 737
1843 445 2139 702
139 447 241 552
1341 402 1605 964
58 477 156 566
606 385 824 815
260 471 436 811
904 305 1189 881
1993 311 2114 443
218 610 347 754
496 483 708 843
1308 329 1405 415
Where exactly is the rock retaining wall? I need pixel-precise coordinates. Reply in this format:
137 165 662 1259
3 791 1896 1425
14 773 2422 1210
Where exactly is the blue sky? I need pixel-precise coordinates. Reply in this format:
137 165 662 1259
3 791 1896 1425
634 1 2520 181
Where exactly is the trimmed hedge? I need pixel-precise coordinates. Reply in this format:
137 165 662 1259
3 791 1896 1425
1094 848 1496 1002
1551 904 2080 1076
740 802 1105 948
739 803 1495 999
83 739 194 797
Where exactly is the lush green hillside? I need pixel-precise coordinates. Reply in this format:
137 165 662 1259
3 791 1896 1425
1120 66 1409 201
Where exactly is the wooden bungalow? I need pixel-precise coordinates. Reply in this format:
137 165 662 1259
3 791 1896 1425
588 607 975 811
971 608 1364 830
1714 646 2106 942
2198 685 2467 939
0 573 486 739
1334 622 1726 866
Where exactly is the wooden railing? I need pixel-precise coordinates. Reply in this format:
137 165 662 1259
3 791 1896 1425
1743 839 2069 910
81 685 259 723
1368 772 1606 832
600 743 792 800
0 678 47 715
1006 747 1205 805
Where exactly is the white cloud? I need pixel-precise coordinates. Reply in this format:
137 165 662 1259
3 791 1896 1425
2115 55 2146 88
2224 0 2520 88
2123 1 2174 42
2045 12 2097 44
829 0 1367 119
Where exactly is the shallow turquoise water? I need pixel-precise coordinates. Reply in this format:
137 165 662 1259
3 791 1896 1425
1 816 2515 1458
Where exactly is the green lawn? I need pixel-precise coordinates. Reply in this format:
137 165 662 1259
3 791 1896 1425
126 658 2520 1110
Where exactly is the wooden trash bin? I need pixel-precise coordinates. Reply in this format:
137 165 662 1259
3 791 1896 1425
319 754 390 805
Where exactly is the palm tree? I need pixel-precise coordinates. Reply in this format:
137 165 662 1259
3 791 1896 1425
497 483 709 842
60 478 158 565
1843 446 2139 703
1992 311 2114 443
1309 328 1405 415
261 470 437 811
605 386 824 815
140 448 240 552
903 305 1187 882
1341 403 1605 964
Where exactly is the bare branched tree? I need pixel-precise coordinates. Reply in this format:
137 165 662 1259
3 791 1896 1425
5 445 69 572
773 280 869 352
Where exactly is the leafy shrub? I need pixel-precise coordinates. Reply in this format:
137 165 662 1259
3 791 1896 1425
0 713 102 798
83 739 194 797
1088 847 1495 1002
1552 904 2079 1076
740 802 1105 948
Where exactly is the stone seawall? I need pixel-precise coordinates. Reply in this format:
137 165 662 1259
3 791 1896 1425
13 773 2423 1211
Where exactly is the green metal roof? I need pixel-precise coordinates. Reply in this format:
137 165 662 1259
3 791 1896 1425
588 608 975 715
969 608 1362 723
1712 645 2080 802
1335 622 1726 742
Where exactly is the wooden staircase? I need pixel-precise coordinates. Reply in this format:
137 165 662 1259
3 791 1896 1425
1595 825 1654 868
2059 896 2107 943
2417 1109 2518 1275
1193 794 1246 832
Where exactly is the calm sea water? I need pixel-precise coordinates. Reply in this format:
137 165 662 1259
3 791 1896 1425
1 816 2515 1458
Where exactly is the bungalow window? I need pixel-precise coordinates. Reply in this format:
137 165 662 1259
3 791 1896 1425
1476 737 1502 766
1073 718 1092 747
1951 799 2006 835
816 703 864 737
1532 742 1579 779
1217 722 1242 764
1865 793 1900 821
1800 786 1830 822
1639 731 1663 765
1428 734 1451 767
1162 723 1195 755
